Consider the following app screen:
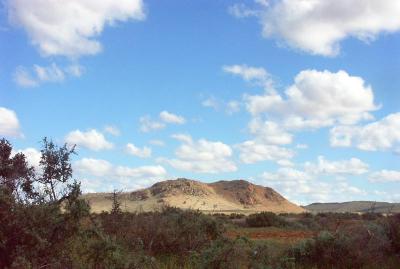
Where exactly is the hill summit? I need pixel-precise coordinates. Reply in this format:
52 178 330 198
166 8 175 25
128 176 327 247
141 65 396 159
84 178 305 214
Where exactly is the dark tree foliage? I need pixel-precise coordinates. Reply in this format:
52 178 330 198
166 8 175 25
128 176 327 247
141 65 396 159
0 138 89 268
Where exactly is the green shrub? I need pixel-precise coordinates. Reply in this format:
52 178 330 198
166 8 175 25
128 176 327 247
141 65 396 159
246 212 289 228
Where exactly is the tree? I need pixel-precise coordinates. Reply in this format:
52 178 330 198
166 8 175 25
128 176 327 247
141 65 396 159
38 137 76 203
0 138 89 268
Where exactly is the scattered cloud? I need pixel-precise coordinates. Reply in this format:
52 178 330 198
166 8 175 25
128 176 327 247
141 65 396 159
139 111 186 132
125 143 151 158
0 107 22 137
223 64 273 89
245 69 378 129
9 0 146 58
160 135 237 173
248 118 293 145
305 156 369 175
202 96 241 115
74 157 167 191
104 125 120 136
159 111 186 124
369 170 400 183
65 129 113 151
330 113 400 152
237 140 294 164
14 63 83 87
260 166 366 204
139 115 165 132
233 0 400 56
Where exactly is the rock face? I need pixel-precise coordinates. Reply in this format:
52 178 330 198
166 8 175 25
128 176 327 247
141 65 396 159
84 178 305 214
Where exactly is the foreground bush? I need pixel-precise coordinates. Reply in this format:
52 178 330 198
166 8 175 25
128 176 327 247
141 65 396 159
246 212 289 228
98 206 225 256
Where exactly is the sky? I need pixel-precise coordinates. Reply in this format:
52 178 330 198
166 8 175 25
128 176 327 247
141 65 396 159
1 0 400 205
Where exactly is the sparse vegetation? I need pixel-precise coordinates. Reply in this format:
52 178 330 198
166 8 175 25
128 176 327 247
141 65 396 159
1 138 400 268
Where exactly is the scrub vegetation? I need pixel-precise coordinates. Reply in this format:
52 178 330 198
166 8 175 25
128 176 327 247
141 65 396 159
1 138 400 269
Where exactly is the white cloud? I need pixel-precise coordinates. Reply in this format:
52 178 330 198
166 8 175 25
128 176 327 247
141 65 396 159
159 111 186 124
330 113 400 151
9 0 146 58
0 107 21 137
260 167 366 204
74 158 167 191
139 116 165 133
246 0 400 56
223 64 273 89
65 129 113 151
114 165 166 179
125 143 151 158
228 3 260 18
237 140 294 164
104 125 120 136
202 97 241 115
12 148 41 169
369 170 400 183
14 63 82 87
161 135 237 173
245 69 378 129
171 133 193 144
74 158 113 177
305 156 369 175
248 118 292 145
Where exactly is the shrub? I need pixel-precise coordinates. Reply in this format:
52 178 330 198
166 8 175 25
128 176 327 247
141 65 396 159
246 212 289 228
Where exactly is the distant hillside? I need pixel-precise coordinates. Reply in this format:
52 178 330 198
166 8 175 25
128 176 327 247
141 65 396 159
304 201 400 214
83 178 305 214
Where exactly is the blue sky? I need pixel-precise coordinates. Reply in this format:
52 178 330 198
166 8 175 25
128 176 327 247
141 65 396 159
1 0 400 205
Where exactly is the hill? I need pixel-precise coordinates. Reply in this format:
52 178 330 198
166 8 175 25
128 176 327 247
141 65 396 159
304 201 400 214
83 178 305 214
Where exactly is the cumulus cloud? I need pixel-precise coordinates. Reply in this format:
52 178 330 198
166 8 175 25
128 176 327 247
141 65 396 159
159 111 186 124
139 111 186 132
369 170 400 183
237 140 294 164
0 107 21 137
248 118 293 145
305 156 369 175
14 63 83 87
160 135 237 173
65 129 113 151
8 0 146 58
330 113 400 152
125 143 151 158
74 158 167 191
260 166 366 204
245 69 378 129
238 0 400 56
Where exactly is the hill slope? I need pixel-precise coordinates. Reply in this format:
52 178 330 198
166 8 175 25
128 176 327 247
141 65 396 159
84 178 305 214
304 201 400 213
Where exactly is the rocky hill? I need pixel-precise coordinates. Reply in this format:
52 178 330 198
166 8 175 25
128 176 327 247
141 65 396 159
304 201 400 214
84 178 305 214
